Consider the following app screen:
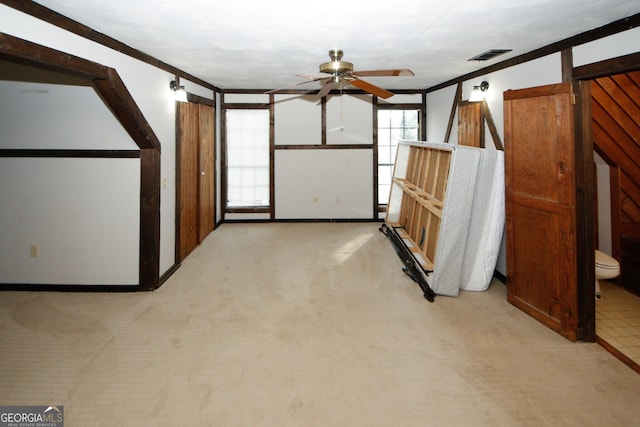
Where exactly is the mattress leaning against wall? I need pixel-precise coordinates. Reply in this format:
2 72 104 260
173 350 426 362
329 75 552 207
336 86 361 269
460 148 506 292
384 141 482 298
428 143 481 296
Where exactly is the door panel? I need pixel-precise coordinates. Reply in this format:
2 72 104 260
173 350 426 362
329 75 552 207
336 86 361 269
179 102 199 261
198 104 215 242
504 83 579 341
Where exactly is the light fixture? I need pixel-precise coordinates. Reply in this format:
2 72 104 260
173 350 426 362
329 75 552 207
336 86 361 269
469 80 489 102
170 80 188 102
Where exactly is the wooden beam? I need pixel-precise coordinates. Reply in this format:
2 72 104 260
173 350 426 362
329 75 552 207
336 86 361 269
480 100 504 151
93 70 162 152
0 32 110 80
444 83 462 142
1 31 162 291
139 148 161 290
573 51 640 80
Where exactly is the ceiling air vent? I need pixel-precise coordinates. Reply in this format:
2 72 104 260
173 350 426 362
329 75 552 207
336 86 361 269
468 49 512 61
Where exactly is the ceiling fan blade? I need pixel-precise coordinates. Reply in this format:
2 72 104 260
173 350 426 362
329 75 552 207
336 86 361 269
351 69 415 77
265 78 324 94
296 72 332 81
317 81 339 98
350 78 394 99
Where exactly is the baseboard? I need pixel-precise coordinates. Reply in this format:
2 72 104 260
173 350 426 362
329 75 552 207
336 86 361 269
0 283 138 292
493 270 507 284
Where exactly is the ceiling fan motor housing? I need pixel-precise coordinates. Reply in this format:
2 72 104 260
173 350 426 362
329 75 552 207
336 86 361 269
320 49 353 76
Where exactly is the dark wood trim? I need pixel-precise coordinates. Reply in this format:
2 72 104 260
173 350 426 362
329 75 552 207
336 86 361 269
0 0 219 91
421 91 427 139
573 52 640 81
220 94 228 215
0 32 110 79
561 48 573 82
493 269 507 284
174 81 182 266
159 262 181 287
1 32 162 291
0 284 138 292
444 83 462 142
221 102 271 109
428 13 640 93
224 88 423 96
0 149 139 158
225 207 271 214
222 218 383 224
375 103 423 110
321 96 327 145
269 94 276 220
138 148 161 290
575 80 596 341
372 96 379 219
274 144 373 150
186 92 215 107
93 70 162 152
480 100 504 151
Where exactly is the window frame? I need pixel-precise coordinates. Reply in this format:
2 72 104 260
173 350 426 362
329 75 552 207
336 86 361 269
221 102 274 215
375 103 423 211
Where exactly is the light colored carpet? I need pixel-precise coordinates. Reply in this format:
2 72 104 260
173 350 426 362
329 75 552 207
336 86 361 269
1 222 639 426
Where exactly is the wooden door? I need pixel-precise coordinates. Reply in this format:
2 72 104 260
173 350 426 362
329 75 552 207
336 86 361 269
504 83 580 341
198 104 215 242
458 101 484 148
179 102 216 261
179 102 199 260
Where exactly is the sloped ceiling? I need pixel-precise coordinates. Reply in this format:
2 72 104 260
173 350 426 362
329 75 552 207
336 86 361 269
32 0 640 91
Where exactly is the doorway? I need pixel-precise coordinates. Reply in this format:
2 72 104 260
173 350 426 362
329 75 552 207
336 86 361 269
591 70 640 372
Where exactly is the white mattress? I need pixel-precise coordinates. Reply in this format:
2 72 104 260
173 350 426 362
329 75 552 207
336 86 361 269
459 148 505 291
427 144 481 297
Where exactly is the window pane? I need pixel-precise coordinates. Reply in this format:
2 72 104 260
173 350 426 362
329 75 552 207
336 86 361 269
377 108 420 206
226 109 270 207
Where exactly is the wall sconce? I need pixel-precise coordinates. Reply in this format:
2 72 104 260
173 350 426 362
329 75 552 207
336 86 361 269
170 80 188 102
469 81 489 102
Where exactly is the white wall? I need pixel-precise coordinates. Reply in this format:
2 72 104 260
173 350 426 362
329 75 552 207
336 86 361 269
0 4 179 285
425 27 640 276
0 158 139 284
275 149 373 219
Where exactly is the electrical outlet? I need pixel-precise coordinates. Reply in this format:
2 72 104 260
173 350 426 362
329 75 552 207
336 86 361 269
313 196 318 203
30 245 39 258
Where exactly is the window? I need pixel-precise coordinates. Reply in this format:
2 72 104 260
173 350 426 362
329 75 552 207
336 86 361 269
225 109 270 208
377 109 420 205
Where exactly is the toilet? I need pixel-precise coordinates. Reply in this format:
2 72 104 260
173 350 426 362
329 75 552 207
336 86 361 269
595 249 620 299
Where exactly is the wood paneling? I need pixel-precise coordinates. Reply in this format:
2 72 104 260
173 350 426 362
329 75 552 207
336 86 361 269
592 71 640 293
458 101 483 148
504 83 579 341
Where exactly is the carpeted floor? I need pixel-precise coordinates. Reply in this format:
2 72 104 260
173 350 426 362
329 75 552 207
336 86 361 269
1 222 639 426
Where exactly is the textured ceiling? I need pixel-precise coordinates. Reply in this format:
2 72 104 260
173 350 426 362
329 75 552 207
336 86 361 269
32 0 640 91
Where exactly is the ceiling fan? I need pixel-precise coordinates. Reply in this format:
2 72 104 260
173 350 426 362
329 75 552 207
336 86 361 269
268 49 414 99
